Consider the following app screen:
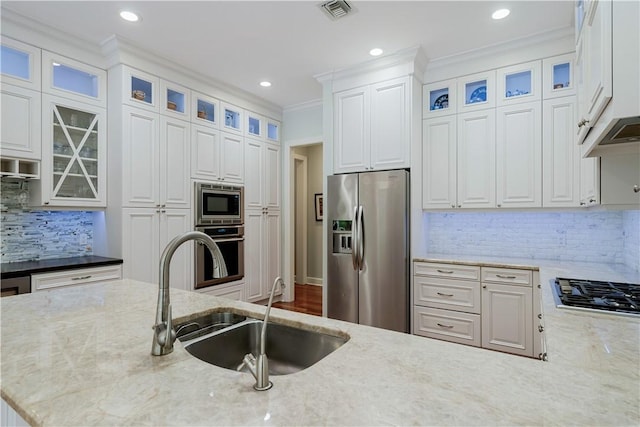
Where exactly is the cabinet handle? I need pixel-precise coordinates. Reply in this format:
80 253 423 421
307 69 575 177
497 204 501 208
436 292 454 297
577 118 590 128
496 274 517 279
580 201 585 206
634 185 639 193
589 198 596 203
538 313 543 319
72 275 92 281
538 325 545 333
539 353 548 362
160 209 166 213
436 269 454 274
457 204 461 208
436 323 454 329
44 201 49 205
482 285 487 289
451 204 455 208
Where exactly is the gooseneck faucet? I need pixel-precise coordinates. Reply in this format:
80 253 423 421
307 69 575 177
152 231 223 356
238 276 285 390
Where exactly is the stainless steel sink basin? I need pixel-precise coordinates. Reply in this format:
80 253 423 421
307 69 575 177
179 318 348 375
175 312 247 341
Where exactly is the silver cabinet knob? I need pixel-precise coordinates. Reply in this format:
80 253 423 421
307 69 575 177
634 185 640 193
457 204 461 208
538 325 545 333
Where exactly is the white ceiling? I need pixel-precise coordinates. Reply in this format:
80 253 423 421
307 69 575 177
1 1 574 109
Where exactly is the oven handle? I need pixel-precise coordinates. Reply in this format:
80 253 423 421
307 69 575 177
198 237 244 244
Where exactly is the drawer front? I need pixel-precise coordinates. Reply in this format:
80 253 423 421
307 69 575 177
413 306 481 347
414 276 481 314
32 265 122 291
481 267 532 286
414 262 480 281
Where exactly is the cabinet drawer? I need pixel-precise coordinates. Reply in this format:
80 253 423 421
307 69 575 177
414 262 480 281
413 306 480 347
32 265 122 291
481 267 532 286
414 276 481 314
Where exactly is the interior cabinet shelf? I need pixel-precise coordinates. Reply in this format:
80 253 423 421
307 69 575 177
0 157 40 179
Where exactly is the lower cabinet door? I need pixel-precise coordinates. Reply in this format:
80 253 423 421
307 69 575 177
481 283 533 357
413 306 481 347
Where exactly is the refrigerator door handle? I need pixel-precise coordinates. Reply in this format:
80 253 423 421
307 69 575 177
357 205 364 271
351 206 358 270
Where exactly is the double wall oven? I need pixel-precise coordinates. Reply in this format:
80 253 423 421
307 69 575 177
194 182 244 290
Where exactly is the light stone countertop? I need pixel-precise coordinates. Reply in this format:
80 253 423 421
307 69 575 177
1 257 639 426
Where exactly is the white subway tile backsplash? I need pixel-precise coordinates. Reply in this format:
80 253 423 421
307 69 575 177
424 210 639 270
1 181 93 263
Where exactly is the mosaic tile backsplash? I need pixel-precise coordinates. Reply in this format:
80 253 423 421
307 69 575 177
1 181 93 263
425 210 640 270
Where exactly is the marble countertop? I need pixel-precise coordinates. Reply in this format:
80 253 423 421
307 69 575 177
1 259 639 426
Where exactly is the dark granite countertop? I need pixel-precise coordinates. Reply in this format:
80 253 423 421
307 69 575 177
1 256 123 279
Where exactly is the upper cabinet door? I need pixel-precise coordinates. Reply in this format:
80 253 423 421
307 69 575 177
496 61 541 106
221 102 244 135
1 83 41 160
266 118 281 144
245 111 265 139
160 80 190 120
191 91 219 128
543 53 576 99
0 37 41 90
457 70 496 112
423 79 457 118
122 65 159 112
422 116 457 209
42 51 106 107
370 77 410 170
334 86 370 173
584 0 612 125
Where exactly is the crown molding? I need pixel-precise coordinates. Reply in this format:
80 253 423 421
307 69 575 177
283 99 323 114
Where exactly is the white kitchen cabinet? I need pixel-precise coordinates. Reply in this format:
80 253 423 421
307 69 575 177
41 50 106 107
0 36 41 91
481 267 533 358
457 70 496 112
575 0 612 145
496 102 542 208
122 207 192 289
334 76 410 173
197 281 245 300
191 91 219 128
245 111 265 139
221 102 243 135
457 109 496 208
33 95 106 208
1 83 41 160
266 118 281 144
121 65 159 112
121 106 190 208
2 397 29 427
191 127 243 183
600 154 640 205
32 264 122 292
160 79 190 120
543 97 581 207
244 209 281 302
496 60 541 106
422 115 457 209
542 53 575 99
245 138 280 211
580 156 600 206
423 79 457 118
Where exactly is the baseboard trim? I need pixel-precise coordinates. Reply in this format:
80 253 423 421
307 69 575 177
306 277 323 286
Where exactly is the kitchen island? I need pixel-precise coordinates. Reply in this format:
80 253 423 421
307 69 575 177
1 260 639 426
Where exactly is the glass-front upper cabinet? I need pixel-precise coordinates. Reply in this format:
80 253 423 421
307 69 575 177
160 80 190 119
122 65 159 112
42 51 106 107
245 111 265 139
192 91 219 128
38 95 106 207
0 37 41 90
457 70 496 112
543 53 575 99
266 118 280 143
221 102 243 134
423 79 457 117
496 60 541 106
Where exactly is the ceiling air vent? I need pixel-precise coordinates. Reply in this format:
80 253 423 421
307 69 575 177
320 0 352 20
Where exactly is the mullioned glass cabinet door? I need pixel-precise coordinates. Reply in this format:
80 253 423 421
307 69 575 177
41 95 106 207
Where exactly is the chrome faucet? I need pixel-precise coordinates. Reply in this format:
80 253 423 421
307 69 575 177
151 231 223 356
238 276 285 390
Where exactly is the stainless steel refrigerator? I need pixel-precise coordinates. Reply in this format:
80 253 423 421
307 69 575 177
327 170 409 333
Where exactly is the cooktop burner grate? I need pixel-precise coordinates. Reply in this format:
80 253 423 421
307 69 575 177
553 278 640 316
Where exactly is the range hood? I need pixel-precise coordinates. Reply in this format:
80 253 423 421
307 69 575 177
598 117 640 146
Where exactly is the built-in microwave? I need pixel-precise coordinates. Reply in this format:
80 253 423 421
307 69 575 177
195 182 243 226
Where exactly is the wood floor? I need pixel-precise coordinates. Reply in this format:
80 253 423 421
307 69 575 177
272 283 322 316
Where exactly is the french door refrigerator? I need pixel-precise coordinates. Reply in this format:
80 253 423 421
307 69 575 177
327 169 409 333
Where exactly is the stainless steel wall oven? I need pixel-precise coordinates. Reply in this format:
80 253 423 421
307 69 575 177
194 225 244 289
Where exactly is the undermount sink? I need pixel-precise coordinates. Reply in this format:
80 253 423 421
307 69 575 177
175 313 348 375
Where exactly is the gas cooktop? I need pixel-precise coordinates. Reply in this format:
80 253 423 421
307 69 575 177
552 278 640 317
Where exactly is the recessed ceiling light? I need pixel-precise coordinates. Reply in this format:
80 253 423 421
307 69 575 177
120 10 140 22
369 48 383 57
260 81 272 87
492 8 510 20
